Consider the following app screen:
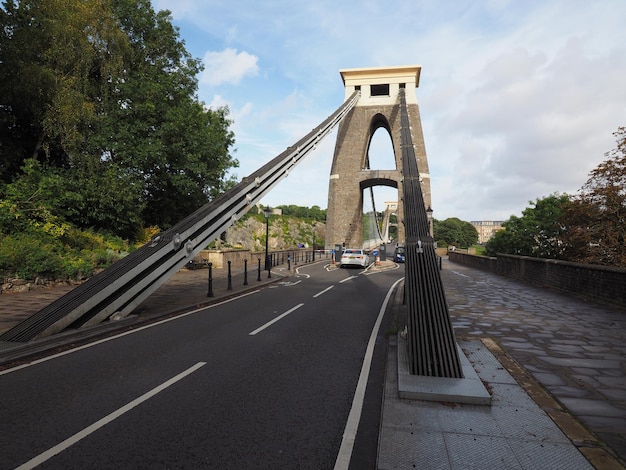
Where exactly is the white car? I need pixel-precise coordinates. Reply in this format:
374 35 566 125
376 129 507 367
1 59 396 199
340 249 370 268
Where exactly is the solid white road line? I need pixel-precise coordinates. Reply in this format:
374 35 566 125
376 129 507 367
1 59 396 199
15 362 207 470
333 277 404 470
248 303 305 336
313 286 334 298
339 276 357 283
294 266 311 277
1 291 260 376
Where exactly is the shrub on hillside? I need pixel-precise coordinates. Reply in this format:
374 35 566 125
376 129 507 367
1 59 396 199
0 233 65 280
0 230 129 281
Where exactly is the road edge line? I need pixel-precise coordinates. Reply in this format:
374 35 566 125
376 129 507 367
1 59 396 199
333 277 404 470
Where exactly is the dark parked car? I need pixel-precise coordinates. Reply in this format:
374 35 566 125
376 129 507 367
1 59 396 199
393 246 405 263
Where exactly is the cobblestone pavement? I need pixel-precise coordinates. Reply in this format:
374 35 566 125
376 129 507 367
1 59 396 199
442 257 626 465
0 284 77 335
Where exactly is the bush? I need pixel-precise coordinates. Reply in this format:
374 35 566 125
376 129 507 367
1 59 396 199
61 228 105 251
134 226 161 247
0 229 128 281
61 254 96 279
0 233 65 280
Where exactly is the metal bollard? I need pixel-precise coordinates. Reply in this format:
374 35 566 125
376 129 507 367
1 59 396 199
244 259 248 285
227 260 232 291
287 255 291 271
257 258 261 281
207 262 214 297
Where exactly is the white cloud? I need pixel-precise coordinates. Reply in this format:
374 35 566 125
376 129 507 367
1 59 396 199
200 48 259 87
155 0 626 222
206 94 229 109
425 29 626 220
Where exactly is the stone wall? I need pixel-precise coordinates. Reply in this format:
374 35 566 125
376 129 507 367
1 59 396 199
448 251 626 309
447 251 497 272
197 248 317 270
325 101 429 249
1 277 80 294
197 249 252 270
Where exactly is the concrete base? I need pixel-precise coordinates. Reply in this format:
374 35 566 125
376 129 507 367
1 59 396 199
397 334 492 405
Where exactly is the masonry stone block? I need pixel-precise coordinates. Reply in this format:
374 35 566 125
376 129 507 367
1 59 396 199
326 66 431 249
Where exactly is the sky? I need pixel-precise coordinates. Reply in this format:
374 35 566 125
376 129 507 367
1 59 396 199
153 0 626 222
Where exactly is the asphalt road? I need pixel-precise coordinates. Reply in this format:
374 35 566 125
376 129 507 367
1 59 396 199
1 260 404 469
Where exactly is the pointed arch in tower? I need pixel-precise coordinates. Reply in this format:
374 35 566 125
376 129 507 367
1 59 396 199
325 65 431 248
365 113 396 171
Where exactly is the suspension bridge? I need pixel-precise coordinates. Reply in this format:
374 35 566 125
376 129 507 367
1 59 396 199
0 65 462 380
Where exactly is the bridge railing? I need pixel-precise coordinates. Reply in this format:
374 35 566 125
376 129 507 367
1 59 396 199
362 238 383 251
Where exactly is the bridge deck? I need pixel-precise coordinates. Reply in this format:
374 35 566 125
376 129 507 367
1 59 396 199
1 258 623 467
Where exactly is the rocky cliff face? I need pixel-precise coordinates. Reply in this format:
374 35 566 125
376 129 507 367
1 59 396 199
219 216 326 251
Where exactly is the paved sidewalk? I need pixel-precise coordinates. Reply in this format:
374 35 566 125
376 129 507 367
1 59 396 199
378 336 596 469
445 258 625 468
0 263 289 336
377 258 625 469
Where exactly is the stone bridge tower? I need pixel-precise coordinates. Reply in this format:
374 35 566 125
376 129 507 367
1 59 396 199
325 65 431 249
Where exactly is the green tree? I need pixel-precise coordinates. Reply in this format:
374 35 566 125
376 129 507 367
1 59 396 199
484 194 569 258
56 159 144 239
277 205 327 221
433 217 478 248
0 159 70 236
0 0 128 178
93 0 237 227
1 0 238 234
560 127 626 266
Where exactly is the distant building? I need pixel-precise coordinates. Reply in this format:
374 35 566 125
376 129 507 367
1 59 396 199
471 220 504 244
